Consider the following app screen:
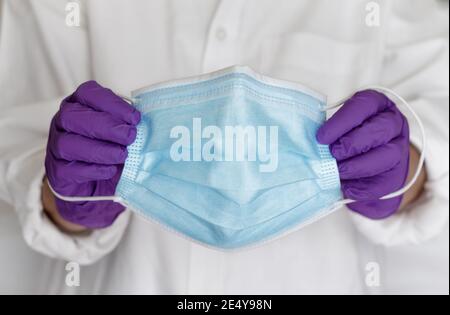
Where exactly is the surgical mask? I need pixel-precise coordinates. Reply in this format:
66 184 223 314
49 66 426 250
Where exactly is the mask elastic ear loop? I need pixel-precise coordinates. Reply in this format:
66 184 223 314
324 86 427 206
46 179 124 203
46 95 135 204
117 94 137 104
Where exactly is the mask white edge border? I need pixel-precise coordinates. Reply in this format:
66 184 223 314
131 65 327 104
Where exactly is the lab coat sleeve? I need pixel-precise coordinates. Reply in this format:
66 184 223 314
350 0 449 246
0 0 130 265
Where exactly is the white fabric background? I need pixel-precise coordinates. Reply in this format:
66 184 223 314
1 202 448 295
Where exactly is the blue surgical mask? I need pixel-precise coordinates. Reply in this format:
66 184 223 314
48 66 426 249
115 66 342 249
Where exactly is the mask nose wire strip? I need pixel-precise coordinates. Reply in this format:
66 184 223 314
323 85 427 206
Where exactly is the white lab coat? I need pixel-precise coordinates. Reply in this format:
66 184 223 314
0 0 448 294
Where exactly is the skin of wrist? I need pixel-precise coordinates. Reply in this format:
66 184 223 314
41 177 89 234
400 144 427 210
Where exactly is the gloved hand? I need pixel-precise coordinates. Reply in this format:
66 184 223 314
45 81 141 228
317 90 410 219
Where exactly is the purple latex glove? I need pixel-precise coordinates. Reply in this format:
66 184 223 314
317 90 410 219
45 81 141 228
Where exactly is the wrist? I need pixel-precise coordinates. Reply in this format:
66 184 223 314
400 145 427 210
41 177 89 234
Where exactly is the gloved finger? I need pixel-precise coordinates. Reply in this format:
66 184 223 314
346 197 402 220
72 81 141 125
57 197 126 229
341 167 404 201
338 137 405 180
330 109 405 161
50 131 128 165
317 90 394 145
47 159 119 184
56 102 137 146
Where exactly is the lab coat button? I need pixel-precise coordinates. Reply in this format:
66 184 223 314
215 27 227 41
